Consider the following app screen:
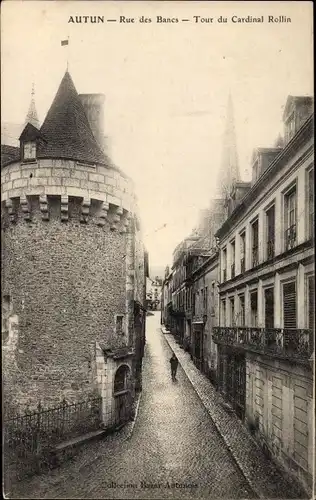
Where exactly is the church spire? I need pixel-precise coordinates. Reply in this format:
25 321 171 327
215 92 240 198
24 83 40 129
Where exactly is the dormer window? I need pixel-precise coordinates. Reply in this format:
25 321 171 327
252 159 260 183
23 141 36 161
285 112 295 143
19 122 44 163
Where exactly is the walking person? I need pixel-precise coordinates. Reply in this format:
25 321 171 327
170 353 179 381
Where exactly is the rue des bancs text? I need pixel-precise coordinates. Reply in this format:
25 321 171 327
68 15 292 24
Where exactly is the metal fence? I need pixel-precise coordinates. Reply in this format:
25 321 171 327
4 396 102 480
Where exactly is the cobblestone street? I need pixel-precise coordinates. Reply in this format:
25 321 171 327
11 313 256 499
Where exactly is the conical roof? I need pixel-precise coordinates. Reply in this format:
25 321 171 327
38 71 110 165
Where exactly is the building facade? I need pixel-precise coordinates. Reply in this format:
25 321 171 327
170 236 200 344
145 276 162 310
161 267 173 329
1 70 147 427
213 96 314 493
163 94 239 373
184 249 219 383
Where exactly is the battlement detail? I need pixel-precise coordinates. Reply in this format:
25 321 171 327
1 194 132 231
1 158 137 215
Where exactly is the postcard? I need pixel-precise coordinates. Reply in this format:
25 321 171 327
1 1 314 499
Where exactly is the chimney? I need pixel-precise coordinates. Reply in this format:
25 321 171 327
79 94 105 150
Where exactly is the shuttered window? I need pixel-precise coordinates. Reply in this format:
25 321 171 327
283 282 297 329
308 277 314 330
239 295 245 326
251 291 258 327
266 205 275 259
265 288 274 329
230 298 235 326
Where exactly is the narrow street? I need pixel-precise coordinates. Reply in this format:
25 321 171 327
12 312 255 499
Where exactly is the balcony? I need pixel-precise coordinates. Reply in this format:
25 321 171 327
185 307 193 318
213 326 313 362
231 263 235 279
285 224 297 250
267 239 275 259
240 257 245 274
252 246 259 267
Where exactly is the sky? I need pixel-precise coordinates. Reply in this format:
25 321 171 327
1 1 313 272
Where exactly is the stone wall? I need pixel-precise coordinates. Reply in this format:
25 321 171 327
1 193 131 410
246 353 313 493
1 158 135 213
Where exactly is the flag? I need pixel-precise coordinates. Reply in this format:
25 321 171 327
61 39 69 46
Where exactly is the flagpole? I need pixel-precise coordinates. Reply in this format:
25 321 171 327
61 37 70 72
67 36 70 71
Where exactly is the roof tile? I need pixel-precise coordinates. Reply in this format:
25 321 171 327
38 71 111 166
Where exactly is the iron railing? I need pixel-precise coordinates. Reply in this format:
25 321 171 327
4 396 103 480
285 224 297 250
213 326 313 361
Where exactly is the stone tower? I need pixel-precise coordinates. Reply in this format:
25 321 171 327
190 94 240 252
1 70 146 413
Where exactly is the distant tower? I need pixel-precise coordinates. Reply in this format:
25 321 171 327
24 83 40 129
215 93 240 198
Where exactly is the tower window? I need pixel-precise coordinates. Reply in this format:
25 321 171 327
23 142 36 160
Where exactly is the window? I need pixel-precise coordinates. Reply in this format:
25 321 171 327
114 364 130 394
285 112 295 143
240 231 246 273
210 283 215 315
23 141 36 160
115 315 124 335
251 219 259 267
264 288 274 329
266 205 275 259
250 291 258 327
238 295 245 326
307 168 314 239
283 282 297 329
231 239 236 278
222 248 227 281
230 297 235 326
252 160 259 183
284 187 297 250
221 299 226 326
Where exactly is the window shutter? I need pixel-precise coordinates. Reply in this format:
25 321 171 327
308 277 315 330
283 282 297 329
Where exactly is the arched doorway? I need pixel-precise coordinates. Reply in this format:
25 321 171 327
113 364 131 427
